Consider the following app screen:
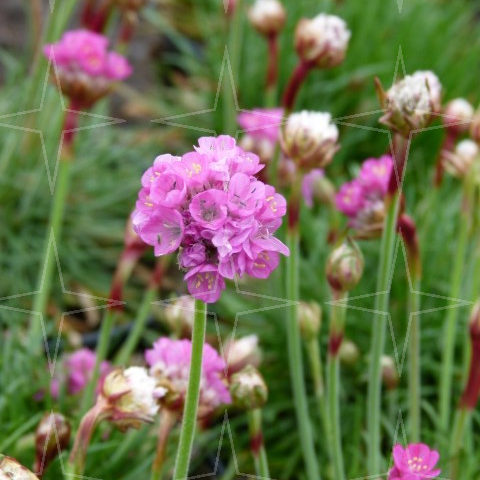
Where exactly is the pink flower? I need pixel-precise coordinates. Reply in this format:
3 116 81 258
145 338 231 416
51 348 111 398
237 108 283 143
388 444 441 480
43 29 131 105
335 155 394 238
132 136 289 303
302 169 324 208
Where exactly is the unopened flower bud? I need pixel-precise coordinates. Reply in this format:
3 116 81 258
224 335 261 375
101 367 163 431
444 98 474 133
34 413 71 476
248 0 286 37
339 339 359 366
381 355 399 390
378 70 442 137
298 301 322 340
230 366 268 410
281 111 339 170
442 139 479 179
295 14 350 69
326 238 364 293
162 296 194 337
470 301 480 338
0 456 39 480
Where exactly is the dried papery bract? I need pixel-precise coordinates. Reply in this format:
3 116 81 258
34 413 71 476
281 111 339 171
0 456 40 480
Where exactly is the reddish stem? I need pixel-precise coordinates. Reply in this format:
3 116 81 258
250 431 264 456
460 331 480 409
434 129 457 187
397 213 421 278
388 134 409 195
282 60 314 112
328 332 344 356
266 34 278 91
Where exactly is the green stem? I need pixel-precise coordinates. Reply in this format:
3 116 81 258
438 178 472 437
327 292 347 480
366 191 401 474
450 407 470 479
248 408 270 479
151 410 177 480
408 276 421 442
172 299 207 480
27 115 75 353
80 309 118 413
285 193 321 479
115 287 156 365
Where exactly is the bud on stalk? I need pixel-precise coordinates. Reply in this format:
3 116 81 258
0 456 40 480
224 335 261 376
298 301 322 341
34 413 71 477
381 355 399 390
230 366 268 410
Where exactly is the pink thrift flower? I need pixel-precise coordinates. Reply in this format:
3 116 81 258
358 155 393 195
43 29 131 106
145 337 231 416
335 180 364 216
132 136 289 303
302 169 324 208
388 443 441 480
237 108 283 143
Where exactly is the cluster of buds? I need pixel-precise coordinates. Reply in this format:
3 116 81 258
43 30 132 108
223 335 261 375
336 155 393 238
34 413 71 476
326 238 364 294
298 301 322 341
281 111 340 170
295 14 351 69
377 71 442 137
443 98 474 134
301 169 336 208
441 139 479 179
248 0 286 37
230 365 268 410
0 456 39 480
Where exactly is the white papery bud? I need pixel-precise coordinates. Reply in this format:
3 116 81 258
444 98 474 132
224 335 261 375
442 139 479 179
248 0 286 37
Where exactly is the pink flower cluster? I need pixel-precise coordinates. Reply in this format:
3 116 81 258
132 136 289 303
145 337 231 415
335 155 393 236
44 29 131 80
51 348 111 398
237 108 283 144
388 443 441 480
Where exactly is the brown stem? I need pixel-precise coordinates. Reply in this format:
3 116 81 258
266 34 278 91
288 176 301 231
434 129 457 187
282 60 314 113
151 410 177 479
388 133 409 195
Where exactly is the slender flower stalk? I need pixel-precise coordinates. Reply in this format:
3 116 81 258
27 103 78 352
367 134 406 474
438 173 474 437
397 214 422 441
172 299 207 480
282 60 315 113
151 410 177 480
248 408 270 478
285 178 321 480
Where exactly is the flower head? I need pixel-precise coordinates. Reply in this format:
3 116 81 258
326 238 364 293
248 0 286 37
43 29 131 106
295 14 350 68
223 335 261 375
335 155 394 238
444 98 474 133
388 443 441 479
0 456 39 480
132 136 289 303
145 337 231 417
378 71 442 137
230 366 268 410
442 139 479 179
281 111 339 170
